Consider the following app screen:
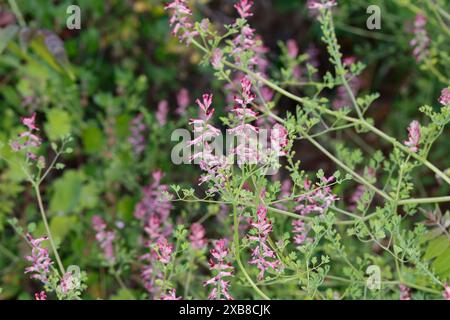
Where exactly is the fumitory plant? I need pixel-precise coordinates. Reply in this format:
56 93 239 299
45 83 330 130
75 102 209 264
164 0 450 300
0 0 449 301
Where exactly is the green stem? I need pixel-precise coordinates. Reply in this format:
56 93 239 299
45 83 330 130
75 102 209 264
33 183 65 275
8 0 26 28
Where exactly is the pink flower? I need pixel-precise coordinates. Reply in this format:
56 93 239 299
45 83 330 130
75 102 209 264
35 291 47 300
60 272 76 294
295 176 338 216
204 239 234 300
410 14 429 62
399 285 411 300
211 48 223 69
176 88 190 116
438 88 450 106
92 215 116 264
248 205 282 280
25 234 53 283
403 120 420 153
128 113 146 155
140 237 174 297
343 55 356 66
292 220 310 245
286 39 299 58
155 238 173 264
308 0 337 10
21 113 39 131
11 113 42 160
443 283 450 300
270 124 288 156
189 223 207 250
165 0 198 43
134 170 173 240
234 0 253 19
156 100 169 126
161 289 181 300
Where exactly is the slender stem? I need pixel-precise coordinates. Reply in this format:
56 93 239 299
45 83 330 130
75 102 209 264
8 0 26 28
33 183 65 275
303 132 392 201
398 196 450 205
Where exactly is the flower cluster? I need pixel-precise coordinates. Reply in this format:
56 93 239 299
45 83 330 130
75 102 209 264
292 220 310 246
308 0 337 10
161 289 181 300
91 215 116 264
443 284 450 300
270 123 289 156
24 234 53 283
165 0 198 44
403 120 421 153
410 14 429 62
438 88 450 106
230 1 268 76
295 176 338 216
156 100 169 126
35 291 47 300
248 205 282 280
128 113 146 156
189 94 229 190
134 171 175 297
10 113 44 162
189 222 207 250
204 239 234 300
134 170 173 240
176 88 190 116
234 0 253 19
399 284 411 300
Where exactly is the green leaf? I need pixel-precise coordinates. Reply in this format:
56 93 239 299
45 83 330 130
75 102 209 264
424 235 449 260
79 182 99 209
49 170 84 215
49 215 77 244
0 25 19 55
45 109 72 141
431 247 450 278
81 126 105 154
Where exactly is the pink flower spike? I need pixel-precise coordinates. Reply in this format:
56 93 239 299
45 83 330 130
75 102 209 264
234 0 253 19
248 205 282 280
438 88 450 106
161 289 181 300
35 291 47 300
24 234 53 284
443 283 450 300
204 239 234 300
211 48 223 69
156 100 169 126
189 222 207 250
403 120 420 153
21 113 39 131
91 215 116 264
308 0 337 10
286 39 299 58
176 88 190 115
399 285 411 300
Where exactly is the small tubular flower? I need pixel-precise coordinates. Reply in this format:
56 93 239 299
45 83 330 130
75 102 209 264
24 234 53 283
403 120 420 153
91 215 116 264
189 222 207 250
248 205 282 280
204 239 234 300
